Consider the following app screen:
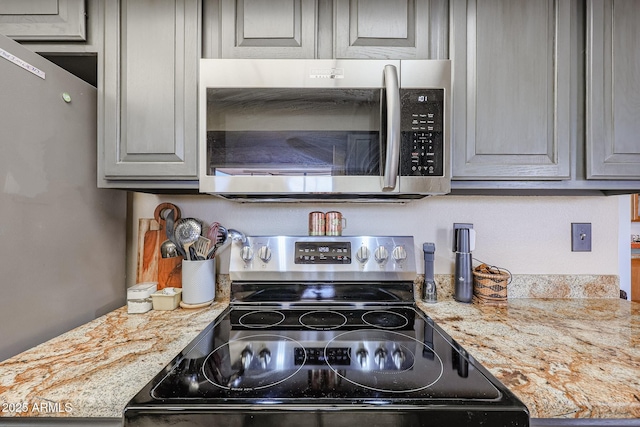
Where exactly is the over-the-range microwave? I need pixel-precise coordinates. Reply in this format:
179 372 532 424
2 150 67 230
199 59 451 202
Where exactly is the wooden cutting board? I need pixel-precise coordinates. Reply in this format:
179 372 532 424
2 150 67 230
136 218 160 283
158 256 182 289
136 203 183 286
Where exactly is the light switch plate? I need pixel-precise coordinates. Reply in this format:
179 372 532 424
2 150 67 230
571 223 592 252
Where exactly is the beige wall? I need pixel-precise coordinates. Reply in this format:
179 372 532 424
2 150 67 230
128 193 622 287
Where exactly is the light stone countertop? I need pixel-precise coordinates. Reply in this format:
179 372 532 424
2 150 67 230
0 274 638 421
416 298 640 419
0 302 228 419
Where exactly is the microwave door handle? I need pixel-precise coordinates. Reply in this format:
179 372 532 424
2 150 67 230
382 64 401 190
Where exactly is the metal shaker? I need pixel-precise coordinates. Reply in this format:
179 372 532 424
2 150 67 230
422 243 437 303
453 227 473 303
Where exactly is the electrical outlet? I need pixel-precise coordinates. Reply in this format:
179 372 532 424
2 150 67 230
453 223 474 252
571 223 592 252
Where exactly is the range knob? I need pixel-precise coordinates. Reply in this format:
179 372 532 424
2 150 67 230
258 349 271 369
241 347 253 370
258 245 272 263
374 246 389 265
240 245 254 263
392 246 407 264
356 349 369 368
392 348 405 370
355 246 370 264
374 347 387 370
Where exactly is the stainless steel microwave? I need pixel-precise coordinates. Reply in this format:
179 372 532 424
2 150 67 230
199 59 451 202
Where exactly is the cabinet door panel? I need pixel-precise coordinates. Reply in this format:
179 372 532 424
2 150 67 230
334 0 431 59
221 0 316 58
451 0 571 179
0 0 85 41
587 0 640 179
101 0 199 180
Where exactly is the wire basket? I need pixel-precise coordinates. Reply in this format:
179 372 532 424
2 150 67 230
472 263 510 301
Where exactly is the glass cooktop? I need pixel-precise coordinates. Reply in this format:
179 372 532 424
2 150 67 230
133 306 504 403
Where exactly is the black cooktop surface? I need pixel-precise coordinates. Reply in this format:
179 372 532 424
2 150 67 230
130 305 515 405
125 304 529 426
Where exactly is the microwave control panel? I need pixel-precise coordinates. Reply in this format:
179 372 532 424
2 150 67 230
399 89 444 177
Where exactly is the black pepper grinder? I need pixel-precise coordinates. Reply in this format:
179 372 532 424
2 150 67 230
453 226 473 303
422 243 437 303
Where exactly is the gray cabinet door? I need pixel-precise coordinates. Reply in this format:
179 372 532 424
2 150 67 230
451 0 571 180
334 0 440 59
217 0 317 58
100 0 199 181
0 0 86 41
586 0 640 179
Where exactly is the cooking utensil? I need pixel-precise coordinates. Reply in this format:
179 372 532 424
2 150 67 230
193 236 211 260
189 245 198 262
228 228 247 245
174 218 203 251
160 240 178 259
207 225 228 259
207 222 220 243
166 209 185 259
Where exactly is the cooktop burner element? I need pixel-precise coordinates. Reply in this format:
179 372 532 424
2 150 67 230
124 236 529 427
299 310 347 330
238 310 285 328
362 309 409 329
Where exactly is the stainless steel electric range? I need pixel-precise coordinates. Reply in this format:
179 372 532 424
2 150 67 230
124 236 529 427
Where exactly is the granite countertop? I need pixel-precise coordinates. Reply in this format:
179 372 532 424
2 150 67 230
0 302 228 419
417 299 640 419
0 275 639 421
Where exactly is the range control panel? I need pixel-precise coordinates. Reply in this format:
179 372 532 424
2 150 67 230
295 242 352 264
399 89 444 177
229 236 417 282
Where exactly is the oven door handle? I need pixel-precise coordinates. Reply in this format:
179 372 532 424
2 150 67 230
382 64 401 191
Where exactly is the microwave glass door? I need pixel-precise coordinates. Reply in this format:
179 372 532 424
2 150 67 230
205 88 383 177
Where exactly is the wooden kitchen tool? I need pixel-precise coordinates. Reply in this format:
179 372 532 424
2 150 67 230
136 217 160 284
158 256 182 290
136 203 182 288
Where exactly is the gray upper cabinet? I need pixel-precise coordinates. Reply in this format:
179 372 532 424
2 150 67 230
216 0 317 58
100 0 199 185
334 0 448 59
335 0 427 59
586 0 640 180
91 0 639 191
450 0 571 180
205 0 448 60
0 0 86 41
